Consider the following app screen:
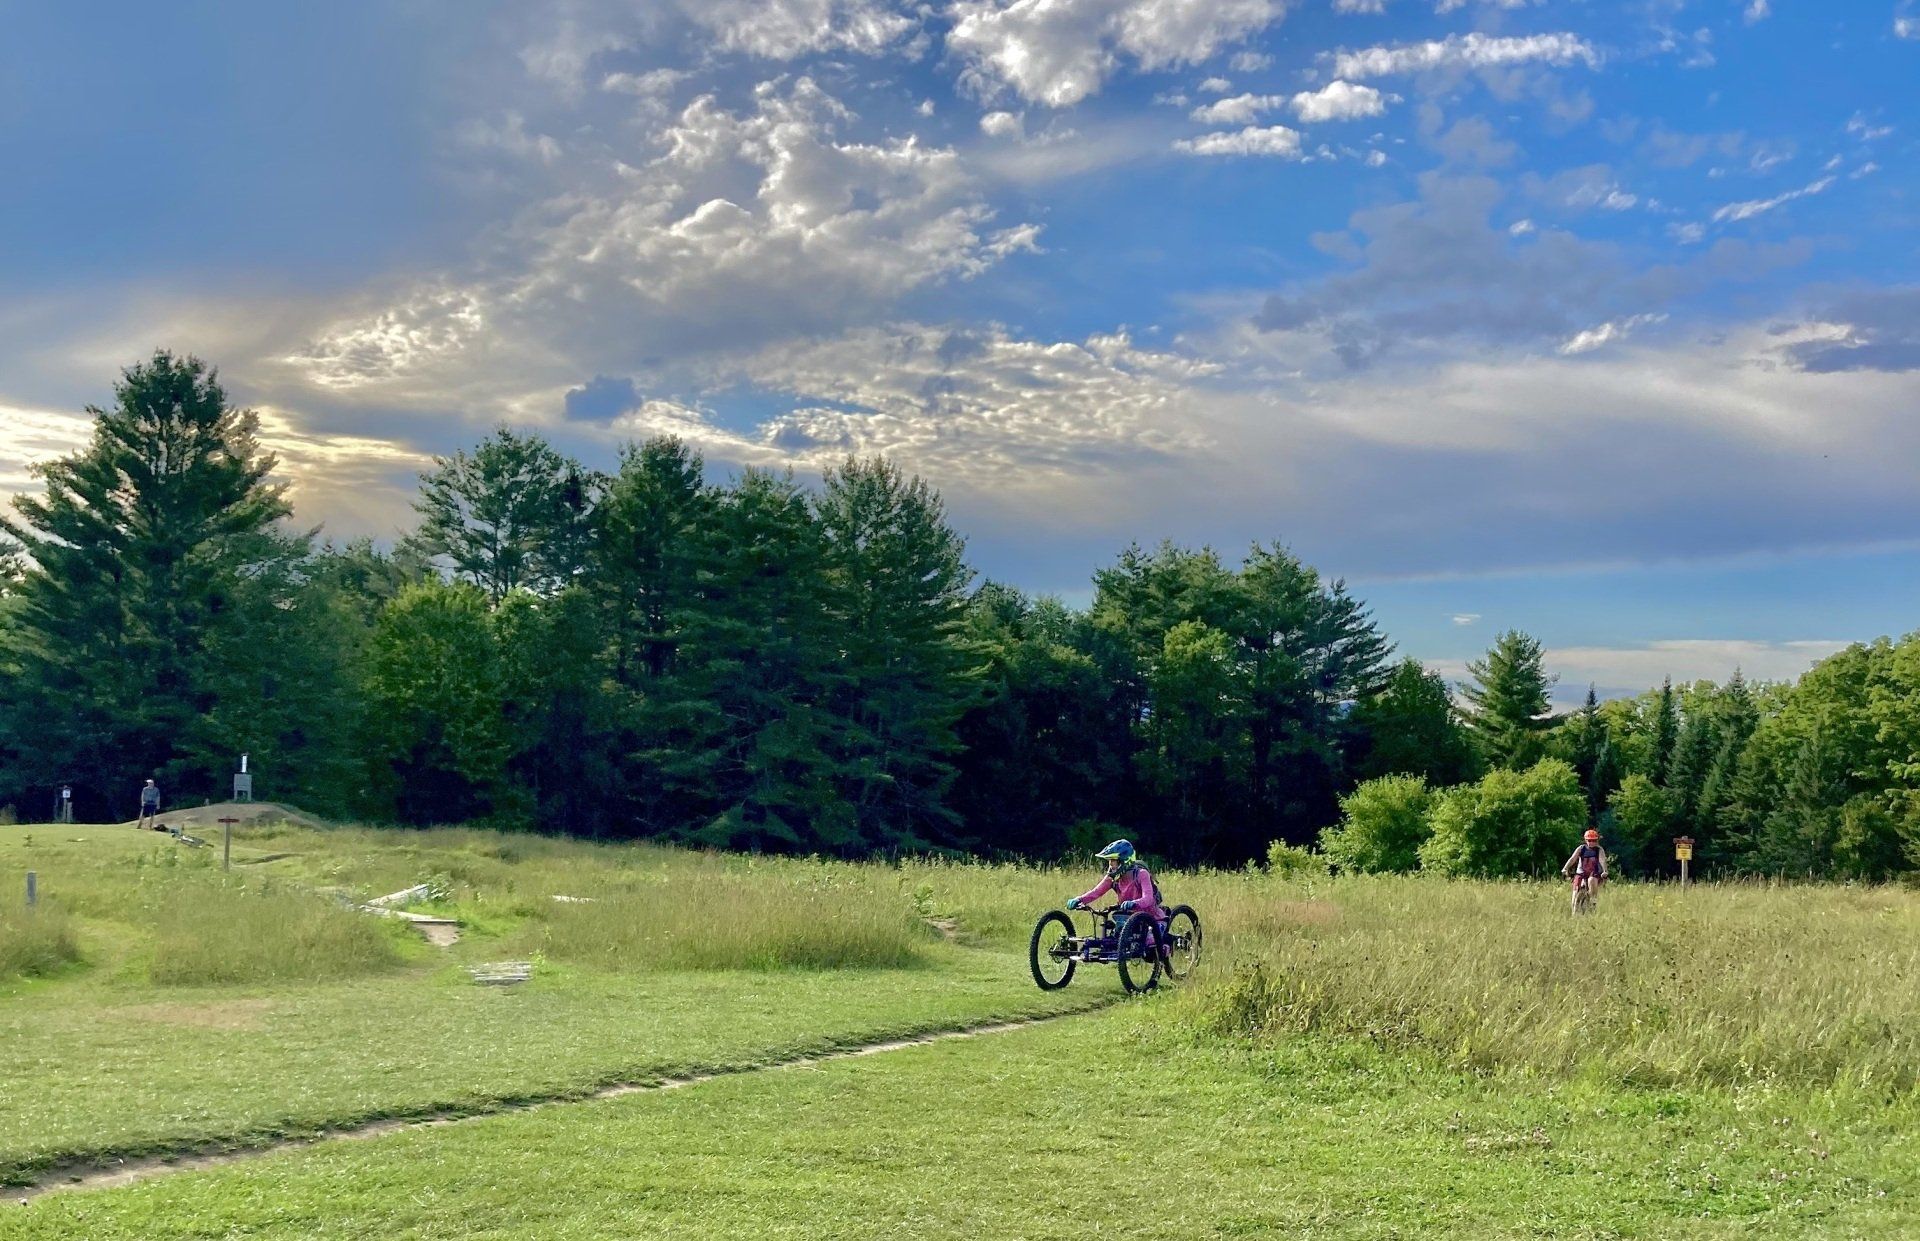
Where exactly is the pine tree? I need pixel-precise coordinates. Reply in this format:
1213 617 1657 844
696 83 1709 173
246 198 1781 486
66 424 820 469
1649 677 1679 785
1459 631 1556 770
1563 683 1616 819
815 457 976 853
413 428 600 602
0 352 288 818
651 471 848 852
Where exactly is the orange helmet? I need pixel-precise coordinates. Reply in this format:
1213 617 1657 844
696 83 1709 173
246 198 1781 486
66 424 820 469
1584 829 1600 843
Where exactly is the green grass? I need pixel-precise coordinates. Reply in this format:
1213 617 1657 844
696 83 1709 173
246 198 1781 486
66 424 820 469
0 903 80 980
0 824 1106 1186
5 818 1918 1238
1165 875 1920 1092
12 1007 1916 1239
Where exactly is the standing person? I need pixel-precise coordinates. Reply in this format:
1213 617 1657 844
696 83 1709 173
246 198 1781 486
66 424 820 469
1561 828 1608 914
138 778 161 830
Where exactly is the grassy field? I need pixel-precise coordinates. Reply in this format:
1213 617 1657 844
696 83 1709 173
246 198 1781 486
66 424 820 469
11 1008 1916 1239
3 817 1917 1237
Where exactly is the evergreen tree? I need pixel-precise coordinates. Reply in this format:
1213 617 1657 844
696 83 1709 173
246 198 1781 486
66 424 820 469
651 471 848 852
1558 683 1618 820
1648 677 1679 785
1459 631 1555 770
593 437 711 686
815 457 976 852
0 352 288 819
413 428 600 601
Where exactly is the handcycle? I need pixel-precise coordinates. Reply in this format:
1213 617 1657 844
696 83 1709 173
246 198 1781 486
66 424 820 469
1028 901 1203 994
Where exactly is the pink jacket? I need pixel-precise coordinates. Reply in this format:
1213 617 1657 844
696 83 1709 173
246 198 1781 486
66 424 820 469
1077 866 1163 920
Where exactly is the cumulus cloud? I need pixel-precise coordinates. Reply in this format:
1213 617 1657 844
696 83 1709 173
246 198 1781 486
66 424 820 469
1290 80 1386 123
947 0 1290 107
980 109 1026 136
1711 175 1835 223
286 79 1037 405
1330 32 1599 80
1175 124 1304 157
680 0 920 59
1190 93 1285 124
1743 0 1770 22
1896 13 1918 38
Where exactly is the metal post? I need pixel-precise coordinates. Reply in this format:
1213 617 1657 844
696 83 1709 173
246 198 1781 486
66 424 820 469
25 872 35 908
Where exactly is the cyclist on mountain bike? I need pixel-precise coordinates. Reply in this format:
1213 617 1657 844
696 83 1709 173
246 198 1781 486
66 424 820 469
1067 839 1169 963
1562 828 1609 914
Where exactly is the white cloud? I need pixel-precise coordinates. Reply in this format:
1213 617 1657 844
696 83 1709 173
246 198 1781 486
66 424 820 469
1334 0 1386 11
1508 218 1535 235
1331 32 1600 80
1364 149 1387 167
1711 175 1835 223
1229 50 1274 70
1558 313 1666 356
948 0 1290 107
1190 92 1285 124
1896 15 1918 38
980 109 1026 137
1175 124 1304 157
287 79 1037 403
1451 612 1482 625
1743 0 1770 22
1290 80 1386 123
1668 221 1706 244
681 0 920 59
1199 76 1233 93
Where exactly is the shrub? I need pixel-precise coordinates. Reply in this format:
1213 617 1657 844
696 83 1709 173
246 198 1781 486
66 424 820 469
1320 775 1432 873
1418 759 1586 878
1264 841 1324 877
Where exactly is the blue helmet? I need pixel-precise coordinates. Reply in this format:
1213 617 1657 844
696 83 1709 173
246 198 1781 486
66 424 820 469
1095 839 1135 866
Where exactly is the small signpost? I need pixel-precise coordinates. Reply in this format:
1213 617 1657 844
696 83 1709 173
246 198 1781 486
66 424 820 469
25 872 36 908
57 786 72 825
1674 835 1695 888
219 816 240 871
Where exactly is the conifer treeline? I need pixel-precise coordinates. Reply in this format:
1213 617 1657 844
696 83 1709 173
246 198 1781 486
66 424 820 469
1 354 1914 874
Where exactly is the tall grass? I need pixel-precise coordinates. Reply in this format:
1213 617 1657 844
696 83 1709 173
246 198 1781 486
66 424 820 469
1170 875 1920 1093
515 856 928 971
0 902 81 980
143 876 406 986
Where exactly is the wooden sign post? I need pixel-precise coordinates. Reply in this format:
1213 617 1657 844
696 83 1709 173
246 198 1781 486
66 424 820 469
1674 836 1695 888
219 817 240 872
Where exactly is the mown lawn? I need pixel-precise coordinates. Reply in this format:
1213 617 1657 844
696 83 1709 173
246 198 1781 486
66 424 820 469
12 1007 1915 1239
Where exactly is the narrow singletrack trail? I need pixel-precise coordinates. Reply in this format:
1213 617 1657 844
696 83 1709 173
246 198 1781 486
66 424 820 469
15 1004 1114 1205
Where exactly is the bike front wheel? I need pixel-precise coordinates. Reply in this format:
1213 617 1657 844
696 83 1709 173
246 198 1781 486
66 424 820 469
1117 915 1160 994
1162 905 1202 981
1029 910 1077 990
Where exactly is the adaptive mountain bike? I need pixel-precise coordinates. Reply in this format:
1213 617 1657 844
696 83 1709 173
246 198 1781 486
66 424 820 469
1028 902 1203 994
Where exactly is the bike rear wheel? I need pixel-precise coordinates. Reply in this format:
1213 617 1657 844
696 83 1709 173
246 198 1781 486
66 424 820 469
1029 910 1077 990
1162 905 1202 981
1117 915 1160 994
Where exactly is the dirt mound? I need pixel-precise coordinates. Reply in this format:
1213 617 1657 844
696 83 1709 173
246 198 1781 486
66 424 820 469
127 802 327 832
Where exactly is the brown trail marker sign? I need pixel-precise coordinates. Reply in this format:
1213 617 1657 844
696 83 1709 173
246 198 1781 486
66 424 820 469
1674 836 1695 888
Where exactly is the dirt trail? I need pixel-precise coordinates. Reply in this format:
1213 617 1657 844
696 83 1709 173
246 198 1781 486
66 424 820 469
14 1006 1107 1205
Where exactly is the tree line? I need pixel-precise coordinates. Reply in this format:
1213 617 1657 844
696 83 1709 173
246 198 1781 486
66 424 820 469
1 353 1914 876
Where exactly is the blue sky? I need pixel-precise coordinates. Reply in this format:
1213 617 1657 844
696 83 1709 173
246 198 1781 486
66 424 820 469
3 0 1917 701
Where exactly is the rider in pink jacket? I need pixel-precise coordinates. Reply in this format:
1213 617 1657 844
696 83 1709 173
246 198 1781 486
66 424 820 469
1068 840 1166 961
